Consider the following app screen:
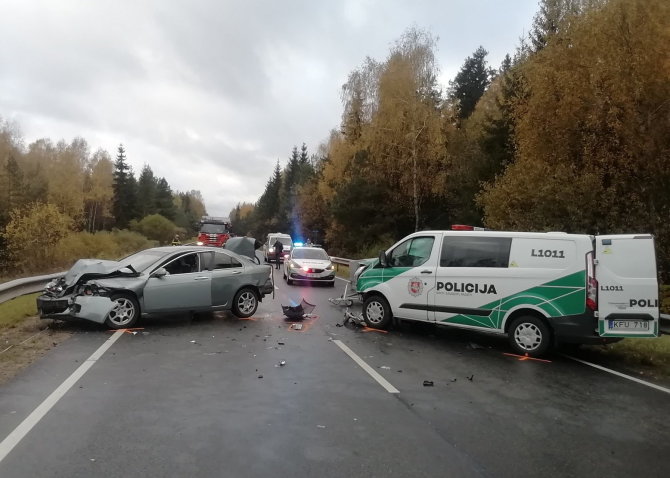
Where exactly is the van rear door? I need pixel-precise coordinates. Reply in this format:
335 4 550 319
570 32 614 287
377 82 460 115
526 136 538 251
595 234 658 337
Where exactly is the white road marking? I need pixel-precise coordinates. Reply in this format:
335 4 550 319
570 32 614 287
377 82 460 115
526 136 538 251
333 340 399 393
335 277 349 282
563 354 670 395
0 330 125 463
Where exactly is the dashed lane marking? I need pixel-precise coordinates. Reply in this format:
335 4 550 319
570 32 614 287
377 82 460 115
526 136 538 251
333 340 399 394
0 330 125 464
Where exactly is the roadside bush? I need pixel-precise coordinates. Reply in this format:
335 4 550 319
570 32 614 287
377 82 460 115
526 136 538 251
130 214 177 245
53 230 156 268
1 203 73 273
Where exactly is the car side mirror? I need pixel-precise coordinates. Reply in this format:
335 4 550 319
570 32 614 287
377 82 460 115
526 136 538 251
378 250 388 268
151 267 168 278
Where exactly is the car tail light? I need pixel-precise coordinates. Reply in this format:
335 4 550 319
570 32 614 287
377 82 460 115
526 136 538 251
586 251 597 311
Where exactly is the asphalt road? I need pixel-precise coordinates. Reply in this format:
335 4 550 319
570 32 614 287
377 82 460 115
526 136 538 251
0 265 668 477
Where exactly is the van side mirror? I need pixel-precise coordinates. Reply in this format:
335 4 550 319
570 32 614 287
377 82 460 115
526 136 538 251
378 250 388 268
151 267 168 278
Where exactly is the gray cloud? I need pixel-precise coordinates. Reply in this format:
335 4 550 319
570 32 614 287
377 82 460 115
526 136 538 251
0 0 538 216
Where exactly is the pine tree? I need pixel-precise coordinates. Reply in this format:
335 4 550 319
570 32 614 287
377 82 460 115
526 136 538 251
112 144 132 228
137 164 158 218
448 46 495 121
155 177 176 221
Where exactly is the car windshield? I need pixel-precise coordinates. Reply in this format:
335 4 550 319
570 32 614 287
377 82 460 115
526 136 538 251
118 250 167 272
292 248 329 260
201 223 228 234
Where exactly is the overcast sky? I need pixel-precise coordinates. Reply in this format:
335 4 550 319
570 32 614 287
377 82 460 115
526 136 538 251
0 0 539 216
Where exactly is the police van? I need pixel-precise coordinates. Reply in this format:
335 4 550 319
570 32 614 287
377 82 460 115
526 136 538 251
355 226 659 356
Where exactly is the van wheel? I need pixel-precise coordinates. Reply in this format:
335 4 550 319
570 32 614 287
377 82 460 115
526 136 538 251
508 316 551 357
363 295 391 329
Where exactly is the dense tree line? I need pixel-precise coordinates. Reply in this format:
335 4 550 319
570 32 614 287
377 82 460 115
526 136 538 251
236 0 670 281
0 129 206 273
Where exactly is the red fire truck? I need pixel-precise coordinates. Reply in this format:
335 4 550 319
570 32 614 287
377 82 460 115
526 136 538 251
197 216 232 247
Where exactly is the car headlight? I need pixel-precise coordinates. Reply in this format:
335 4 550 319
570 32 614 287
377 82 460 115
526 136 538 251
197 241 204 246
326 263 335 271
290 261 300 269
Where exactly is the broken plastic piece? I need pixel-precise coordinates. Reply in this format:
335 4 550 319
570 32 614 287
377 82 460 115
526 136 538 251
380 365 391 370
281 299 316 319
423 380 434 387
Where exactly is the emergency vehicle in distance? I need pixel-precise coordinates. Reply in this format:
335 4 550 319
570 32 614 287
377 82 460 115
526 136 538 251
197 216 232 247
355 224 659 357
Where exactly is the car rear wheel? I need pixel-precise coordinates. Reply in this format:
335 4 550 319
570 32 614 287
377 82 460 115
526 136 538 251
232 287 258 318
508 315 552 357
105 293 140 329
362 295 391 329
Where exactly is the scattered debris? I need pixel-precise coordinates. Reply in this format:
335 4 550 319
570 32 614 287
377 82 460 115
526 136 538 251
467 374 474 381
468 342 485 350
291 323 303 330
282 299 316 320
278 341 285 345
397 370 403 373
335 323 344 327
316 425 326 429
278 360 286 367
90 458 96 462
423 380 434 387
258 374 263 379
450 378 457 382
190 340 197 344
379 366 391 370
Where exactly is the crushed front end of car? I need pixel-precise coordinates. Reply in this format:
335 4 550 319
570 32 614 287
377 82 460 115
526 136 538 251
37 278 117 324
36 259 140 324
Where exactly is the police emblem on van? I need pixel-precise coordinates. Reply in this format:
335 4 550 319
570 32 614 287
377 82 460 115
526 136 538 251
408 277 424 297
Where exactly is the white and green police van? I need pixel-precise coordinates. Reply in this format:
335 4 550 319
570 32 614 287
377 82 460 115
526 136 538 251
355 227 659 356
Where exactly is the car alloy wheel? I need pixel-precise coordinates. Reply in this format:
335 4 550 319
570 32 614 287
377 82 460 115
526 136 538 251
233 288 258 318
362 295 391 329
105 293 140 329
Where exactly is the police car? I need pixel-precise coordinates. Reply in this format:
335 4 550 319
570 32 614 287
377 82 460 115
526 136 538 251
355 226 659 356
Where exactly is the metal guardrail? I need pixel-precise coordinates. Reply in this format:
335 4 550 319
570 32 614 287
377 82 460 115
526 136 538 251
330 257 351 266
0 272 64 305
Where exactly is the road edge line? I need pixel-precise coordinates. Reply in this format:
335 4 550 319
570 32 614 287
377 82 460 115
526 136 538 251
0 330 125 464
333 339 399 394
562 354 670 395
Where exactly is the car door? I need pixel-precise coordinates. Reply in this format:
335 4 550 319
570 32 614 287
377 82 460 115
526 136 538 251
143 252 212 312
382 235 437 322
430 235 509 330
210 251 245 307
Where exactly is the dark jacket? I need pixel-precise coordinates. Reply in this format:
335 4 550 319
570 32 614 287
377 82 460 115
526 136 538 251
273 240 284 255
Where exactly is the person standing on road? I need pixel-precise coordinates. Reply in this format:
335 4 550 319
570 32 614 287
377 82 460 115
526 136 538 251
273 239 283 269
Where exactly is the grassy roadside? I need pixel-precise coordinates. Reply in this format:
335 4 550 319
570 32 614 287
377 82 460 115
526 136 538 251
582 336 670 379
0 293 72 385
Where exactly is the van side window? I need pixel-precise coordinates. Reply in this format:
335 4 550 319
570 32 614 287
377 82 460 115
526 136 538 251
441 237 511 268
389 237 434 268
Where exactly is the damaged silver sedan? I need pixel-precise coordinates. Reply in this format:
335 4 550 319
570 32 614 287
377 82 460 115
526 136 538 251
37 240 274 329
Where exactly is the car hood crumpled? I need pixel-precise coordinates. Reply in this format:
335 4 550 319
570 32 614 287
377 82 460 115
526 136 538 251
63 259 134 286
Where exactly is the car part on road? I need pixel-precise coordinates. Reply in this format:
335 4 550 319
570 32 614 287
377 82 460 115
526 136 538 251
362 295 392 329
423 380 434 386
104 293 140 329
328 280 357 307
281 299 316 320
508 315 552 357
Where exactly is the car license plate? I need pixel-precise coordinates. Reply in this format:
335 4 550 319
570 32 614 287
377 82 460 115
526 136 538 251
307 273 318 278
607 320 650 332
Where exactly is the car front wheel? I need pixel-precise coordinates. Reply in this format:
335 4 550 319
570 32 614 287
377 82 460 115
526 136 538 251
105 293 140 329
232 287 258 318
362 295 391 329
